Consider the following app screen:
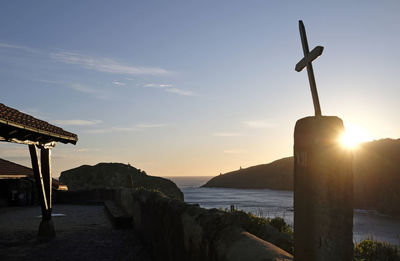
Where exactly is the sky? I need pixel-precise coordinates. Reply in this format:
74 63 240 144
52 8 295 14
1 1 400 178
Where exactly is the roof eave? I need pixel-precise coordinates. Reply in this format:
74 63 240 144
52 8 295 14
0 119 78 145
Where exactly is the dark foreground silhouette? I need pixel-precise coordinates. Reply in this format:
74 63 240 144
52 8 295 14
0 205 151 261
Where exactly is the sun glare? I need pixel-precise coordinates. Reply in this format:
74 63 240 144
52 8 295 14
340 123 372 149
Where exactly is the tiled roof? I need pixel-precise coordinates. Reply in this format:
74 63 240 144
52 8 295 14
0 103 78 144
0 158 33 177
0 158 65 188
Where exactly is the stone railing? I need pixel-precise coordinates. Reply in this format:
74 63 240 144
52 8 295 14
114 188 293 261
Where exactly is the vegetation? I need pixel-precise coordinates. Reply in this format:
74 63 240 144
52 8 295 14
239 210 293 235
267 216 293 234
354 239 400 261
216 208 294 254
221 208 400 260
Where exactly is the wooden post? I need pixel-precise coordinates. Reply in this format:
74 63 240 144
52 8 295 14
294 116 353 261
29 145 48 216
41 147 52 220
29 144 55 241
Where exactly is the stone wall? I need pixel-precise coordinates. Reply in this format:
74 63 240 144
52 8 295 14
114 188 293 261
55 188 115 204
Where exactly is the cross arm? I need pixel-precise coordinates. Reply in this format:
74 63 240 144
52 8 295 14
295 46 324 72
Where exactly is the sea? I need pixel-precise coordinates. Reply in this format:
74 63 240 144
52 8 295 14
167 176 400 247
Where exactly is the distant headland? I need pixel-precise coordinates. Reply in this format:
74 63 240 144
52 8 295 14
203 138 400 217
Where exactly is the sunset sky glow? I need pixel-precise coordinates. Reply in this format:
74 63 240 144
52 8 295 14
1 1 399 177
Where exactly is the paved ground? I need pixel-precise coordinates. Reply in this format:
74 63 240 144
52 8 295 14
0 205 152 261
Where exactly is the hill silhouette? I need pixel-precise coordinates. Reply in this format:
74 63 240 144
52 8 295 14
204 157 293 190
60 162 183 200
203 139 400 216
353 139 400 216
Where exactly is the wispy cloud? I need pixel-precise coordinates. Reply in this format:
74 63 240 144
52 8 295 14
20 108 52 121
85 127 139 134
86 123 166 134
35 79 67 85
53 120 102 126
136 123 166 128
51 51 171 76
243 120 275 129
212 132 242 137
36 80 116 101
0 147 32 165
144 83 198 96
112 81 126 86
165 88 197 96
144 83 172 88
69 83 114 100
52 147 101 153
70 83 99 94
0 42 39 54
0 147 29 157
223 149 246 154
74 148 101 152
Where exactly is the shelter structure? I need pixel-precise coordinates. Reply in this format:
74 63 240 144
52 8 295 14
0 157 68 206
0 103 78 241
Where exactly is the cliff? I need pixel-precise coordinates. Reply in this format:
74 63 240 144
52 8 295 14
203 139 400 216
59 163 183 200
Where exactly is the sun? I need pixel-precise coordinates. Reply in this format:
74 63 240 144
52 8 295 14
340 123 372 149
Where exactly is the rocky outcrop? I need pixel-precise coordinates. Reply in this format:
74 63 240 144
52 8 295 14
59 163 183 200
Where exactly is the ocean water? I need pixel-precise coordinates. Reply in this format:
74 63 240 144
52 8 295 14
167 176 400 247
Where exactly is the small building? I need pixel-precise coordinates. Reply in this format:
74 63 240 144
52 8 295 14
0 158 68 206
0 158 35 206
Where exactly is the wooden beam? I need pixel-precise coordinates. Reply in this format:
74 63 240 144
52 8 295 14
41 147 52 212
8 130 18 135
0 138 56 148
295 45 324 72
0 175 29 179
29 145 49 219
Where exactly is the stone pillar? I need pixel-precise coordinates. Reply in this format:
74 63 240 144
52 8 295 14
294 116 353 261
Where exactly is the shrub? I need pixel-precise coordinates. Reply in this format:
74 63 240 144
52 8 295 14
268 217 293 235
354 239 400 261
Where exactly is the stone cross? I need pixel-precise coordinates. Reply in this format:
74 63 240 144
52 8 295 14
295 20 324 116
294 21 354 261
